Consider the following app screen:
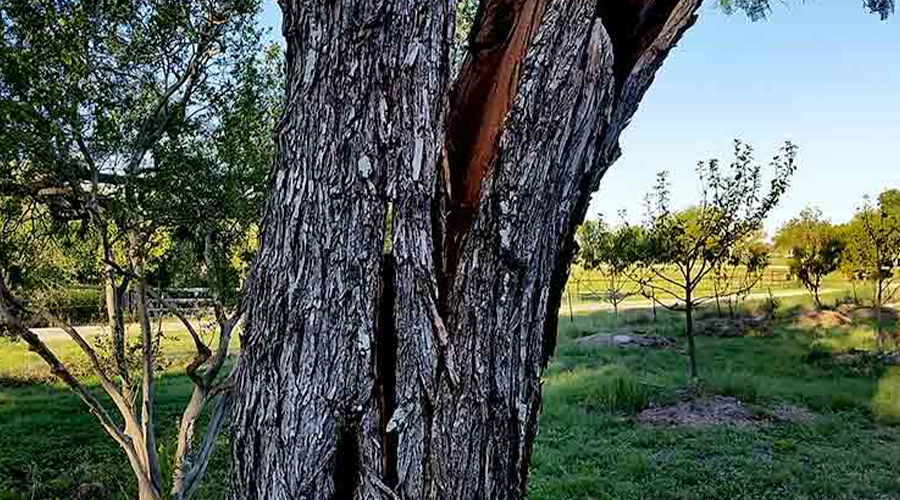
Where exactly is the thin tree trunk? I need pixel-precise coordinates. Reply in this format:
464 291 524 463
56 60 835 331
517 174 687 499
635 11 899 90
877 281 884 351
131 231 164 498
714 280 722 318
229 0 701 499
685 289 698 381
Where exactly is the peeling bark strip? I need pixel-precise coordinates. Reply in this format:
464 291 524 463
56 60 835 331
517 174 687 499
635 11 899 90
229 0 700 499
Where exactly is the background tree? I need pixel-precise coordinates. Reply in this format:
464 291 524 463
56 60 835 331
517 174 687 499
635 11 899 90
878 188 900 218
228 1 889 499
710 230 769 317
774 208 844 308
576 215 643 318
0 1 277 499
635 141 793 380
844 195 900 350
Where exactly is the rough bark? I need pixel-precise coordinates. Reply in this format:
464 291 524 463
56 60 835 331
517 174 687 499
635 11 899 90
229 0 701 499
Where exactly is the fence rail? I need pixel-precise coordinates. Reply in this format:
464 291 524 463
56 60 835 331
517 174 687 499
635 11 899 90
565 267 797 303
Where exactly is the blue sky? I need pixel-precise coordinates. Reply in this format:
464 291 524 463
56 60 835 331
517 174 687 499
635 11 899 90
261 1 899 236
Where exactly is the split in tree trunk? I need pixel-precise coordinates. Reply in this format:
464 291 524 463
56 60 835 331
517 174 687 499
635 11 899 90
228 0 702 498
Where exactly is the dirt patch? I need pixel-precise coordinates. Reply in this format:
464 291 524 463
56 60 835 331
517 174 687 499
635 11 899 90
768 404 818 423
794 310 853 329
576 331 676 349
833 349 900 366
694 315 771 338
638 396 756 426
637 396 818 427
835 304 898 321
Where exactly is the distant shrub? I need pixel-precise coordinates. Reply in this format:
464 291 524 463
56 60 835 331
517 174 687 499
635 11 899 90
761 289 781 317
803 346 833 364
23 287 106 326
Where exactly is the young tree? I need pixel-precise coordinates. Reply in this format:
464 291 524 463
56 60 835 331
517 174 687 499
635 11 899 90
711 231 769 317
844 196 900 350
635 141 793 380
229 0 887 497
839 223 866 304
774 208 844 308
576 216 643 318
0 2 277 499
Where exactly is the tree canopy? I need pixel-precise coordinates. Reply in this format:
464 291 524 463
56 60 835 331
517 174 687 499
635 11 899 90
775 207 844 308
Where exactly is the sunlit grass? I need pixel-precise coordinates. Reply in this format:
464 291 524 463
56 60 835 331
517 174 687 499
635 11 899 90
873 367 900 425
0 320 240 385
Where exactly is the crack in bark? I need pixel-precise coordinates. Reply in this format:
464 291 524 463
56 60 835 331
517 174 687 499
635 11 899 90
375 255 399 489
230 0 703 499
333 417 362 500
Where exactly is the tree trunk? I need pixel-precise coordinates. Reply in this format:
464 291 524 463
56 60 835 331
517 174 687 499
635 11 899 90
876 280 884 351
229 1 701 499
685 289 698 380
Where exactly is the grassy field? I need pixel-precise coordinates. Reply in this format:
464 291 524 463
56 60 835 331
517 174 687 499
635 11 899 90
564 264 855 307
1 292 899 499
0 320 240 384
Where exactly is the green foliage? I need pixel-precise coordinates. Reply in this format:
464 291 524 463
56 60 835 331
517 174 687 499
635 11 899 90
878 188 900 218
718 0 894 20
454 0 479 62
0 0 278 300
842 197 900 289
563 365 653 415
775 208 844 307
577 215 645 313
634 140 796 377
842 195 900 348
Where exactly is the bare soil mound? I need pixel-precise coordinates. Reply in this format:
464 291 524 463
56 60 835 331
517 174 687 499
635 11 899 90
695 316 771 338
638 396 817 427
794 310 852 329
637 396 756 426
768 404 818 423
835 304 898 321
833 349 900 366
575 331 676 349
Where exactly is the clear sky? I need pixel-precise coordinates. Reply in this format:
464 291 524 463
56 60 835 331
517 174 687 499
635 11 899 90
261 1 900 236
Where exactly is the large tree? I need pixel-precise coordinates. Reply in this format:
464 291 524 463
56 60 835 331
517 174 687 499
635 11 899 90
228 1 892 500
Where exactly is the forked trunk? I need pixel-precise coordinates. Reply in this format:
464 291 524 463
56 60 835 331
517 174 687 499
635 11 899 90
229 1 701 499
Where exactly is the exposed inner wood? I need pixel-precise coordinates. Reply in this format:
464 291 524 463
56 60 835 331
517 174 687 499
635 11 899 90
441 0 551 300
439 0 684 305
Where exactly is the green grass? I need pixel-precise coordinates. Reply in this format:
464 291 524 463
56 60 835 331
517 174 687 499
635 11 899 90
1 299 899 499
532 302 900 500
0 321 240 385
